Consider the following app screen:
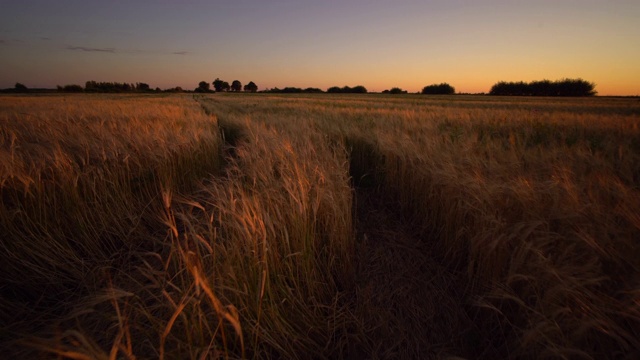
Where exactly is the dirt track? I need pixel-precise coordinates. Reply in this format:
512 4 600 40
349 188 483 359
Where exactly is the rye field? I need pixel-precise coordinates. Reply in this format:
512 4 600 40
1 93 639 359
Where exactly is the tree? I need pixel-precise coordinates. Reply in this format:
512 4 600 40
136 82 151 91
222 81 230 92
195 81 212 93
281 87 303 93
303 87 323 93
244 81 258 92
60 84 83 92
213 78 225 92
14 83 28 92
556 78 597 96
231 80 242 92
489 81 529 96
327 85 368 94
489 78 596 97
351 85 368 93
421 83 455 95
387 87 407 94
84 81 136 93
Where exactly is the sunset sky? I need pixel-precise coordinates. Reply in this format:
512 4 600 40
1 0 638 95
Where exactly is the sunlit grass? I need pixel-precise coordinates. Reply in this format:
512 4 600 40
1 93 639 358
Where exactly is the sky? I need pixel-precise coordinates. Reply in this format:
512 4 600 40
1 0 639 95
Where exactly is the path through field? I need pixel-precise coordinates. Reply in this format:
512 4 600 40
349 187 482 359
198 96 495 358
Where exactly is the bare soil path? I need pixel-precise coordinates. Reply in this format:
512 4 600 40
349 187 480 359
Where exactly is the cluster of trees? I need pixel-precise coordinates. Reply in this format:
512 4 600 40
489 78 596 96
83 81 155 93
57 84 84 92
165 86 184 92
4 78 598 97
382 87 408 94
262 86 367 94
422 83 455 95
263 87 324 94
203 78 258 93
327 85 368 94
195 81 212 93
1 82 50 93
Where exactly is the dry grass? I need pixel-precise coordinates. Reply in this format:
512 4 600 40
0 94 224 357
1 93 639 359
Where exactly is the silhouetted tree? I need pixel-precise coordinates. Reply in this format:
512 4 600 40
327 85 367 94
421 83 455 95
165 86 183 92
195 81 212 93
387 87 407 94
14 83 28 92
281 87 304 93
231 80 242 92
529 80 554 96
489 78 596 96
58 84 83 92
351 85 368 93
303 87 323 93
557 78 597 96
136 82 151 91
212 78 225 92
84 81 137 93
244 81 258 92
263 87 324 93
222 81 230 92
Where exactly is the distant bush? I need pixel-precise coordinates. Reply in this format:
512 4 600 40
351 85 368 94
383 87 407 94
243 81 258 93
164 87 183 93
85 81 134 93
57 84 84 93
136 83 151 91
269 87 303 93
231 80 242 92
194 81 213 93
14 83 28 92
212 78 225 92
489 78 596 96
264 87 325 94
303 87 324 93
422 83 455 95
327 85 368 94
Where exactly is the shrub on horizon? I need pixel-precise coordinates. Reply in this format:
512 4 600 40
421 83 455 95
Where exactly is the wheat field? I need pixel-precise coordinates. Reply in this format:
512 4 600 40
1 93 639 359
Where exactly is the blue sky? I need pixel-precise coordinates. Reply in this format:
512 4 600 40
1 0 638 94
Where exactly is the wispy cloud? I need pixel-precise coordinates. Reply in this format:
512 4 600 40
40 37 52 41
65 45 190 56
0 39 5 44
67 46 116 53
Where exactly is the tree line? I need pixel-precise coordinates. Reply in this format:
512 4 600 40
489 78 596 96
3 78 598 96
